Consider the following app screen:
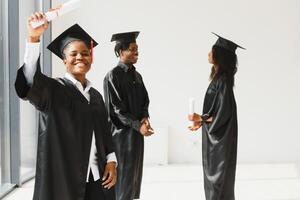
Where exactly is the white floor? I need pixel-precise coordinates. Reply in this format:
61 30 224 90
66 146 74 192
3 163 300 200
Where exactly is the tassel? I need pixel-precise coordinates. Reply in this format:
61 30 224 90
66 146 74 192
90 39 94 64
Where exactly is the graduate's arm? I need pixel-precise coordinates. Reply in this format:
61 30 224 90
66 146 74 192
22 42 40 86
141 78 150 119
100 94 116 159
22 12 48 85
140 78 155 134
99 95 117 189
191 80 224 125
16 12 47 95
203 79 233 135
15 13 54 112
102 148 117 189
103 73 142 132
200 84 220 124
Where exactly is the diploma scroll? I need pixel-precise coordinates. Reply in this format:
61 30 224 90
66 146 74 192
30 0 81 28
189 97 195 115
189 97 195 127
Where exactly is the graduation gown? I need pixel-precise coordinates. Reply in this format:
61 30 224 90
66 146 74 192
14 61 115 200
103 62 149 200
201 75 238 200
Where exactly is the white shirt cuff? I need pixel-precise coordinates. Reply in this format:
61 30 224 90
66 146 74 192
23 41 40 85
106 152 117 166
24 41 40 65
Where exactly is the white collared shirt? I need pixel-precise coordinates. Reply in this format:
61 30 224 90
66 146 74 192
23 41 117 182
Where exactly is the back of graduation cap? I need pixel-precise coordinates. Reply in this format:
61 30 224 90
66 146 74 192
212 32 245 53
47 23 98 61
111 31 140 43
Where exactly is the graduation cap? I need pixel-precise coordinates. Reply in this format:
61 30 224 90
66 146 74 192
111 31 140 43
47 23 98 61
212 32 245 53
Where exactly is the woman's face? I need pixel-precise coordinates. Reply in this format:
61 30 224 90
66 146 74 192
63 40 91 77
120 42 139 64
208 50 214 64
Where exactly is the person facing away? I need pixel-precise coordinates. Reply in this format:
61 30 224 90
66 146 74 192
14 12 117 200
188 33 245 200
103 31 154 200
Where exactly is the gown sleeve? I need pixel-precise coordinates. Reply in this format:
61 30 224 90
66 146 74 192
141 79 150 118
99 93 115 155
103 72 142 132
202 78 233 136
15 58 56 112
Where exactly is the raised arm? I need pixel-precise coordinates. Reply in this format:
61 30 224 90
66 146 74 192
15 13 55 112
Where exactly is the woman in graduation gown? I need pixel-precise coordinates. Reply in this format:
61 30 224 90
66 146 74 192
103 32 154 200
188 33 245 200
15 13 117 200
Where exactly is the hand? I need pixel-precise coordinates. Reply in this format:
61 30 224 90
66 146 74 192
141 118 154 134
139 122 154 137
27 12 49 43
188 113 201 122
141 117 149 125
188 121 202 131
102 162 117 189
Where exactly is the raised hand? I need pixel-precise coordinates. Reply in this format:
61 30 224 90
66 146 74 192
27 12 49 42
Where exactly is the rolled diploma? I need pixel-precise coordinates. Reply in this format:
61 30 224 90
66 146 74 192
189 98 195 127
30 0 81 28
189 98 195 115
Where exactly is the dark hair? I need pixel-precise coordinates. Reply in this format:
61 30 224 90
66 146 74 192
61 39 89 59
210 45 238 87
114 41 131 57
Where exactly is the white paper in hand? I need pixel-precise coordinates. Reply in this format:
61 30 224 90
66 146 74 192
31 0 81 28
189 97 195 115
189 97 195 127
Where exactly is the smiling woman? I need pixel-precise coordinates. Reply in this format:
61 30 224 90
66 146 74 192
13 12 117 200
63 41 92 84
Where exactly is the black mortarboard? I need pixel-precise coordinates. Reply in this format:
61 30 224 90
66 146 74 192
212 32 245 53
47 23 98 60
111 31 140 43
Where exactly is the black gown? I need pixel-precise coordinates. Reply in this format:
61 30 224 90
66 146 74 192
103 62 149 200
14 60 115 200
201 75 238 200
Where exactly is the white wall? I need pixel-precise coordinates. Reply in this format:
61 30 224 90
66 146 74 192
51 0 300 164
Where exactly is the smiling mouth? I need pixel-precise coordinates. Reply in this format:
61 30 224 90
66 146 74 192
74 62 86 66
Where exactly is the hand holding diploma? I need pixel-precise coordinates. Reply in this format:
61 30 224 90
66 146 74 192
27 13 49 42
188 112 202 131
187 97 214 131
188 97 201 131
30 0 81 29
189 97 195 115
188 97 195 127
188 112 213 131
